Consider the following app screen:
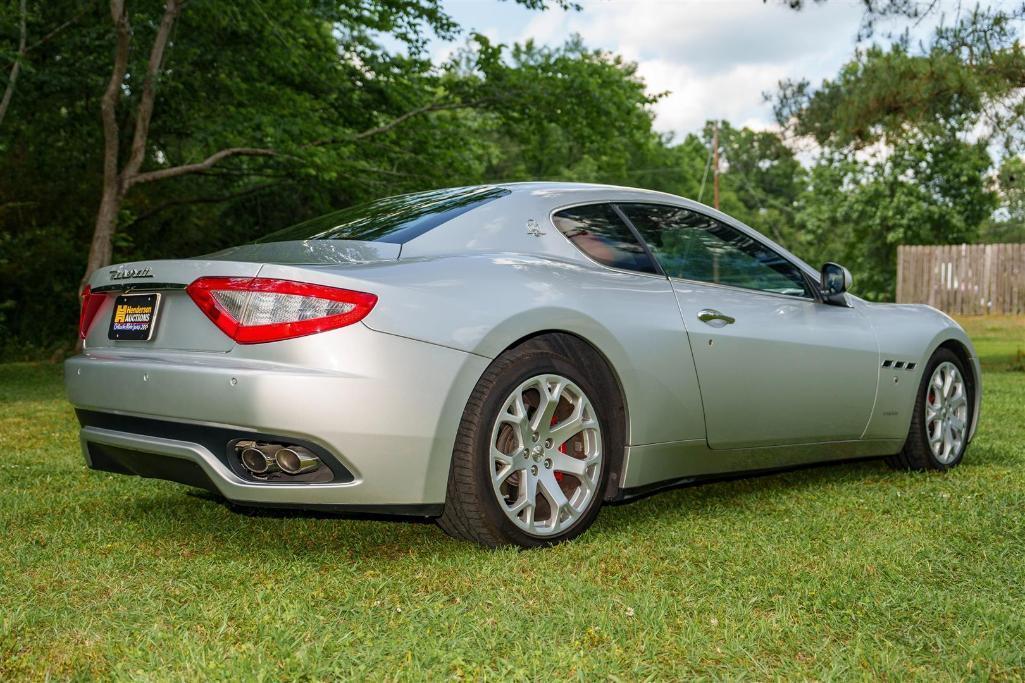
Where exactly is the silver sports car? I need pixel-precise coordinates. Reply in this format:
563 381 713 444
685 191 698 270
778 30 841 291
66 183 981 547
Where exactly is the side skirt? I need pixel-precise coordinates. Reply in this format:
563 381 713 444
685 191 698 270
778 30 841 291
612 454 887 504
616 438 904 499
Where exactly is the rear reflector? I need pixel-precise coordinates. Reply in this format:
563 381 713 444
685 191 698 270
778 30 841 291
186 277 377 344
79 285 106 339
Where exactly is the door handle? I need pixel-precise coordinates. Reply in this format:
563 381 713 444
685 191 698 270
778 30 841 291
697 309 735 326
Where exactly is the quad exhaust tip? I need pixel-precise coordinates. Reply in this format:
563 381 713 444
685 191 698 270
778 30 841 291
240 444 281 474
275 446 321 474
237 442 323 477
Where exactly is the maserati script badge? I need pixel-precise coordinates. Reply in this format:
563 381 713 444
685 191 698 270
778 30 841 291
109 266 154 280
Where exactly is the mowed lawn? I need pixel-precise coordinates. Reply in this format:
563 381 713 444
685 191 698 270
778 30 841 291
1 318 1023 680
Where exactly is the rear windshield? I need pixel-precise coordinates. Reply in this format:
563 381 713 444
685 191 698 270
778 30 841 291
255 186 510 244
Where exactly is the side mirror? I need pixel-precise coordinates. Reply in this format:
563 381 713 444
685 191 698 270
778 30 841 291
820 262 852 306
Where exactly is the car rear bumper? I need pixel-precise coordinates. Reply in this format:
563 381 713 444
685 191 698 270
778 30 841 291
64 324 490 510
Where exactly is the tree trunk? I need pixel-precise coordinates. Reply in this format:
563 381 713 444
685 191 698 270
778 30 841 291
77 0 455 295
0 0 28 130
84 183 122 289
76 179 119 351
81 0 130 293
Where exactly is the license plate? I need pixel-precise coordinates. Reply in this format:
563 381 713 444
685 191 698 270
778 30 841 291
108 293 161 341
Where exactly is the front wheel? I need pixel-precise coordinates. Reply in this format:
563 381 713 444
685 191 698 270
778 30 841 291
437 339 612 548
888 348 972 471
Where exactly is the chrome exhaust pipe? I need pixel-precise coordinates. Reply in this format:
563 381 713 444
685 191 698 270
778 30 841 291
274 446 321 475
239 444 282 474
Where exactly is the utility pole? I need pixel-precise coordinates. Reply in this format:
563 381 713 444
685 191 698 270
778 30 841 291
712 121 720 210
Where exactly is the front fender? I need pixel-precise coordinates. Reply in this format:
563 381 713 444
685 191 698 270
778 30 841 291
860 301 981 443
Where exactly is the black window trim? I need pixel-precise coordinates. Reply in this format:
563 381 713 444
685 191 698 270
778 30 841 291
548 201 666 279
613 200 823 303
610 203 666 277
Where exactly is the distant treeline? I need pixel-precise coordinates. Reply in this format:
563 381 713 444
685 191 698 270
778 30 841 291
1 1 1023 358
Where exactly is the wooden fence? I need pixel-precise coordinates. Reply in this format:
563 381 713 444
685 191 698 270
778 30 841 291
896 243 1025 315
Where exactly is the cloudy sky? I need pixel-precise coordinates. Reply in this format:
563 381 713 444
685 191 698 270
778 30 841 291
433 0 893 140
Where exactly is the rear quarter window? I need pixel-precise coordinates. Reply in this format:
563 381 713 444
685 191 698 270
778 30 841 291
552 204 657 274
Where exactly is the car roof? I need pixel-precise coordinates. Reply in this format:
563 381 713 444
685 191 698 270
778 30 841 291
400 182 821 282
494 181 689 201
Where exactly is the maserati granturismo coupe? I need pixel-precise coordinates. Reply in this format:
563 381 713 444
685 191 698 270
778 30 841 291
66 183 981 547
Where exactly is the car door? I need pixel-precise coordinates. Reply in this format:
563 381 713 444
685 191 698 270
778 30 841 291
618 203 879 449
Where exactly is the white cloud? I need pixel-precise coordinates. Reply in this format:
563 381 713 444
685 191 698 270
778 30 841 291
511 0 866 137
638 58 792 139
443 0 1025 136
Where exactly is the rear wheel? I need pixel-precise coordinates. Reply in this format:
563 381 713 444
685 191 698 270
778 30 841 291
438 339 613 548
888 348 972 471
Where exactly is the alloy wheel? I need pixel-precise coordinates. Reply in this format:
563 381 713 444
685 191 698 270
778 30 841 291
489 374 602 536
925 361 968 464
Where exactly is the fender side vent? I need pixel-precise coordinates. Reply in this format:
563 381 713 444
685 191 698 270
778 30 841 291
882 359 917 371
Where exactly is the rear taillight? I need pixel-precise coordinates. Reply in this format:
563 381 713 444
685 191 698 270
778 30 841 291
79 285 106 339
185 277 377 344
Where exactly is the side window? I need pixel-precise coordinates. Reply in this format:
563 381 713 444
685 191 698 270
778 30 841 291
619 203 811 298
552 204 658 274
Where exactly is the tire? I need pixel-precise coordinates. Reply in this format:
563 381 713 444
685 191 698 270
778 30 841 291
437 336 617 548
887 347 972 471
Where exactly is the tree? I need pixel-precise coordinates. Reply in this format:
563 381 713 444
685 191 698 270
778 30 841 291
700 121 807 249
0 2 672 353
773 0 1025 42
798 133 995 299
980 157 1025 244
772 5 1025 151
767 5 1018 298
0 0 25 129
85 0 481 287
0 1 87 131
79 0 601 289
459 36 662 183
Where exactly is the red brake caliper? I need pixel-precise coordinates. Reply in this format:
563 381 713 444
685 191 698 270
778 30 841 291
552 414 566 483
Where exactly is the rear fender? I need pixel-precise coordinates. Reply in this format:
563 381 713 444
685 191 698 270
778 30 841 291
256 255 708 449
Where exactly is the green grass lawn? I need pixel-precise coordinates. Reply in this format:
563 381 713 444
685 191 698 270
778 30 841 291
2 318 1023 680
